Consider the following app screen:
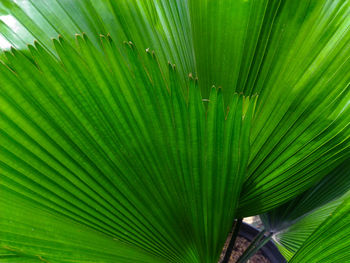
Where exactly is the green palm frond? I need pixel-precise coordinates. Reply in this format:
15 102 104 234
273 196 345 261
1 186 165 263
0 0 350 262
0 34 255 262
0 247 43 262
237 0 350 215
258 160 350 260
262 160 350 230
2 0 349 217
0 0 195 88
257 161 350 260
289 192 350 262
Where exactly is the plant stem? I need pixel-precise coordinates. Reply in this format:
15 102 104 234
222 219 242 263
236 231 273 263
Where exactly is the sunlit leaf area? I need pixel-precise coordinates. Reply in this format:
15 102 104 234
0 1 349 262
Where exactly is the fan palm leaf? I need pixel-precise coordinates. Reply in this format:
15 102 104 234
258 160 350 260
289 192 350 262
0 0 350 262
0 34 255 262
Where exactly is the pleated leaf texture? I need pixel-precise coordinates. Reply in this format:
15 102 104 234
0 35 256 262
262 160 350 232
289 193 350 263
0 0 350 262
1 0 350 215
273 197 346 261
260 161 350 260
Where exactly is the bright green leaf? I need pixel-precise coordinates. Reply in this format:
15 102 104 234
290 193 350 262
0 35 256 263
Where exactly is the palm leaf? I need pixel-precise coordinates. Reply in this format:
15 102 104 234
261 160 350 230
1 186 165 263
0 34 255 262
273 196 345 261
1 0 350 261
189 0 282 99
1 0 350 215
0 0 195 88
0 247 43 262
256 160 350 260
258 160 350 260
289 192 350 262
237 0 350 215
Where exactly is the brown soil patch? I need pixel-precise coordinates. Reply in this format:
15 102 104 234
219 235 270 263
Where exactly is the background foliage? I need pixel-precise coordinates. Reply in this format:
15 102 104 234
0 0 349 262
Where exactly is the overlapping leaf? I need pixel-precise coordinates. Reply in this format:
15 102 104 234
1 0 350 216
257 160 350 260
189 0 282 99
289 193 350 262
262 160 350 231
272 196 345 261
0 0 195 88
237 0 350 215
1 1 350 261
188 0 350 215
0 34 255 262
